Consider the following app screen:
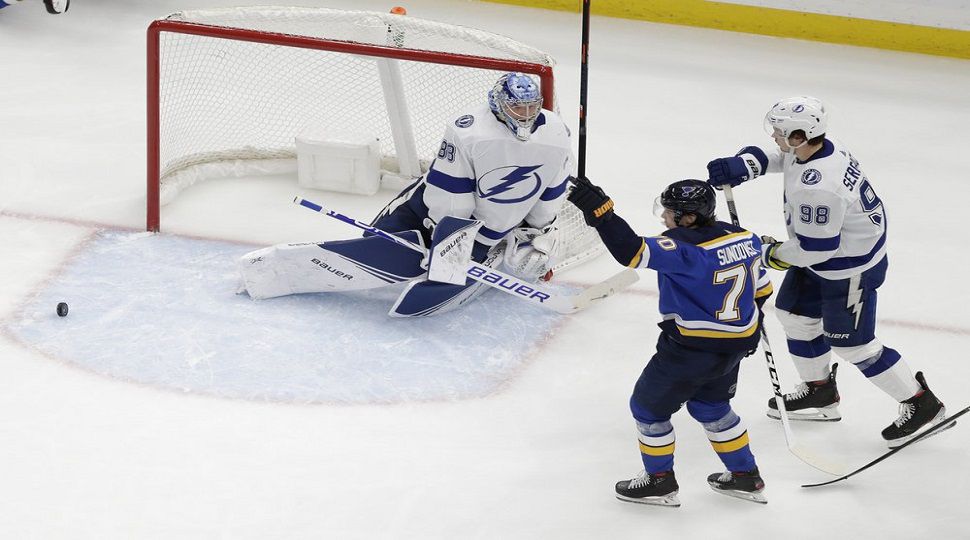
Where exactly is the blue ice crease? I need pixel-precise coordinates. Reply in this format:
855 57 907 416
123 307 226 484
9 231 564 404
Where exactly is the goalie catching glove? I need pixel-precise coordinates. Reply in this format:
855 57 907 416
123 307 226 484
760 235 791 270
567 176 614 227
503 219 561 282
427 216 560 285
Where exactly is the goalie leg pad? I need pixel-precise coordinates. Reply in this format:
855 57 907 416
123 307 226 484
389 243 506 317
238 231 426 299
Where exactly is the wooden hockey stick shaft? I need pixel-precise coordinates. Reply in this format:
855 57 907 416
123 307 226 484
722 185 846 476
294 196 638 314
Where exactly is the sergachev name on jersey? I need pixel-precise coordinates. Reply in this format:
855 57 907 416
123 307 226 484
716 240 759 266
843 154 864 191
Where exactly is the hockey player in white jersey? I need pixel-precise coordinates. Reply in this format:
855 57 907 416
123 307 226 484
706 96 948 448
238 72 574 317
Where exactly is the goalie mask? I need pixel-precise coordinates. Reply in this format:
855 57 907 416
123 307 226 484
764 96 827 144
488 72 543 141
654 179 716 226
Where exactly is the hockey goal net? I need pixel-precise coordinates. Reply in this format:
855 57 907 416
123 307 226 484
147 6 604 272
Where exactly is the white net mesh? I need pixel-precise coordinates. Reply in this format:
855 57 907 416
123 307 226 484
152 6 603 272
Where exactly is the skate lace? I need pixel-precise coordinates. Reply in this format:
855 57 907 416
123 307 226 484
716 471 733 483
628 471 652 489
894 402 916 427
785 383 810 401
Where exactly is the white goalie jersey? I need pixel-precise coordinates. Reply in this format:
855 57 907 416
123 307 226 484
422 103 574 247
755 138 887 280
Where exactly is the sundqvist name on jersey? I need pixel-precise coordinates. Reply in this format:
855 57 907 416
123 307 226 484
716 240 759 266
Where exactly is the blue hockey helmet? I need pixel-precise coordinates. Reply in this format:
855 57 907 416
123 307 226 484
656 179 717 226
488 72 543 141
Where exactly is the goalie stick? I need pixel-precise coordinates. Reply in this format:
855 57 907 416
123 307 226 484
293 197 638 314
802 405 967 488
722 185 847 476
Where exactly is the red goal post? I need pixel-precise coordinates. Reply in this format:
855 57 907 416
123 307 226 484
146 7 602 272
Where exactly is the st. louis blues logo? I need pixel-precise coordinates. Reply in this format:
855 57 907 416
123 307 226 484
478 165 543 204
679 185 700 197
801 168 822 185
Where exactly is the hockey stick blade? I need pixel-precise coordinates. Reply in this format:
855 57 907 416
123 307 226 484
570 268 639 310
293 197 637 314
801 405 969 488
788 443 848 477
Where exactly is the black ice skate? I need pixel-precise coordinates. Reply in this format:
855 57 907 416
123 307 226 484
615 470 680 507
882 371 951 448
767 363 841 421
44 0 69 14
707 468 767 504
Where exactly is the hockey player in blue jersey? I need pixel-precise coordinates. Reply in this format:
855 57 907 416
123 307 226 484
706 96 948 448
238 72 574 317
569 178 772 506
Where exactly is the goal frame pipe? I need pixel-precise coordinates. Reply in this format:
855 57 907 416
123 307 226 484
146 19 555 232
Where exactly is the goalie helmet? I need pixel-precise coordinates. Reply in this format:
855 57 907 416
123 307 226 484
657 179 716 226
488 72 543 141
764 96 827 140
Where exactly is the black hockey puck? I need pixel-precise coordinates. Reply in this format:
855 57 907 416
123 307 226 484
56 302 69 317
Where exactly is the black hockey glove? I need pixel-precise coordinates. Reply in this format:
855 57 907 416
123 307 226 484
568 177 614 227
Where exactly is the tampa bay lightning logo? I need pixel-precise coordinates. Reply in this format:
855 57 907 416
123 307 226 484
793 104 805 113
801 168 822 185
478 165 542 204
455 115 475 128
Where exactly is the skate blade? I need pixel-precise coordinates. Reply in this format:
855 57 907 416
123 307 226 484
615 493 681 507
886 408 954 449
767 405 841 422
708 485 767 504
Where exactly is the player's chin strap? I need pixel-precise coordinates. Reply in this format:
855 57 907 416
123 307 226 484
722 185 847 477
293 196 639 315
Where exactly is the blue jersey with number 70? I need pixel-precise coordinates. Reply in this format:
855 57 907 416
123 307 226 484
598 217 773 353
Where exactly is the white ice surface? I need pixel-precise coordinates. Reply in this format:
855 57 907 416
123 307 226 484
1 1 969 539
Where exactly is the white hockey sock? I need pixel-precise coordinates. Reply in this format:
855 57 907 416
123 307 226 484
867 358 922 402
791 352 832 383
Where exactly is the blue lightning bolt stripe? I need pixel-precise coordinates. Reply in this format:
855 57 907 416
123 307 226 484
797 233 841 252
539 177 568 201
427 169 475 194
480 165 542 198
